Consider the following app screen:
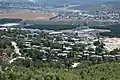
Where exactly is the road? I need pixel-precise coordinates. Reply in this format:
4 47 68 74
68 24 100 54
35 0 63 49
9 41 24 63
11 41 21 56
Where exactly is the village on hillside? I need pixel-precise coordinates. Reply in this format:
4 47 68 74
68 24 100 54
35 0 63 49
0 22 120 69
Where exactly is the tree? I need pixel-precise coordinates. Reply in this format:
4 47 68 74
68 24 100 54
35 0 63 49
93 41 100 46
95 47 103 54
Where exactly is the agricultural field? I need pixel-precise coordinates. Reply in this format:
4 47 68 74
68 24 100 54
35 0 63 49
0 10 53 20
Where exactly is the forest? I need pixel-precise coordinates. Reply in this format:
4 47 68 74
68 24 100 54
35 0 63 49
0 62 120 80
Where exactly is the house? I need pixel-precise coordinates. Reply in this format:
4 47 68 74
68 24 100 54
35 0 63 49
48 56 59 62
75 54 82 61
25 40 32 47
103 55 116 61
32 45 40 49
24 48 32 50
63 51 70 53
49 31 63 35
63 47 72 51
115 54 120 60
0 53 8 61
40 50 47 54
25 42 31 47
71 63 80 68
83 51 89 54
89 51 96 55
83 53 89 60
52 49 62 52
90 55 103 61
42 55 47 61
57 53 68 58
71 38 79 41
51 49 62 54
42 47 51 50
51 57 59 62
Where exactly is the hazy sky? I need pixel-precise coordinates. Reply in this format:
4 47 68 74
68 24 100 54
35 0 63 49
0 0 119 4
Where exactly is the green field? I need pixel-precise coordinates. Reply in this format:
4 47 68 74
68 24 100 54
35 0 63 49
90 24 120 37
0 18 22 24
0 18 120 37
25 24 80 30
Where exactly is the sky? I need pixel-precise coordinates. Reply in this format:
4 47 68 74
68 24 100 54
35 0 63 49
0 0 119 4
